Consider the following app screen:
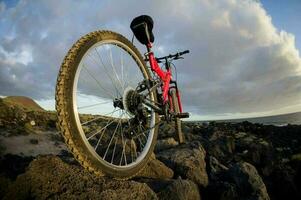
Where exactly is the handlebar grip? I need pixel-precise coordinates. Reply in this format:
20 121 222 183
155 50 190 61
179 50 189 55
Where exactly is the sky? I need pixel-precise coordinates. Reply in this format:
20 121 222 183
0 0 301 120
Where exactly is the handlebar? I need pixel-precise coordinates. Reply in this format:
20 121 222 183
156 50 190 62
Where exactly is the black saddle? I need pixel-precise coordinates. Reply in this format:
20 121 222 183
130 15 154 45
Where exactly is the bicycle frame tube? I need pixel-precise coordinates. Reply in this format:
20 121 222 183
147 43 183 112
147 45 171 103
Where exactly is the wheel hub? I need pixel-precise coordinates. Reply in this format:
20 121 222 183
123 87 142 115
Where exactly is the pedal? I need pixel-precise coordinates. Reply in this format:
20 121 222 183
176 112 190 118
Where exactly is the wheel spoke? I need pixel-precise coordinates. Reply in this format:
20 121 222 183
103 113 123 160
120 51 125 90
93 48 123 97
82 108 120 126
82 63 116 99
110 137 118 163
132 120 161 140
87 117 115 141
109 46 124 93
119 118 127 166
130 139 134 163
135 129 145 150
78 101 111 110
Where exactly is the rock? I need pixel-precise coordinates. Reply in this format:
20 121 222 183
227 162 270 200
138 157 174 179
236 136 275 176
208 156 228 177
181 123 193 133
29 139 39 145
0 154 34 180
157 141 208 187
158 178 201 200
155 137 178 153
204 161 270 200
58 150 77 164
264 163 301 200
98 183 158 200
182 131 203 143
0 141 6 154
234 131 247 139
158 122 176 139
0 175 12 198
208 135 235 163
3 155 158 199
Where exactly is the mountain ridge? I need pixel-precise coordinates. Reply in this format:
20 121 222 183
1 96 44 111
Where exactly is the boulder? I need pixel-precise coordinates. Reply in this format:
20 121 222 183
155 137 178 153
138 156 174 179
157 141 208 187
264 163 301 200
207 156 228 179
205 161 270 200
227 162 270 200
0 175 12 198
157 122 176 139
235 135 275 176
208 135 235 163
158 178 201 200
3 155 157 200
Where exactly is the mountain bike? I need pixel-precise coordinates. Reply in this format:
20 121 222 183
55 15 190 179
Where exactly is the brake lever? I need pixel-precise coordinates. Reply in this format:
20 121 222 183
174 56 184 60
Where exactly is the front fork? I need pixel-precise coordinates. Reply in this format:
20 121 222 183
169 80 183 113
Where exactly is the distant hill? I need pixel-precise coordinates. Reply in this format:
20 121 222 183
2 96 44 111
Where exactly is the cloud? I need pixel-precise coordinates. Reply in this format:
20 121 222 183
0 45 33 65
0 0 300 117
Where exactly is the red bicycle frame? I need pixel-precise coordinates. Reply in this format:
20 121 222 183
146 43 183 113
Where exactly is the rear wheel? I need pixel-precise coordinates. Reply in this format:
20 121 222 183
56 31 159 179
170 89 184 143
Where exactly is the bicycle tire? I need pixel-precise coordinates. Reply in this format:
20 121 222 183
55 30 159 179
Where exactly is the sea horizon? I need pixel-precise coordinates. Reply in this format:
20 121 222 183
188 111 301 126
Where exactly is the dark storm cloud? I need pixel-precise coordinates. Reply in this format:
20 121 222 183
0 0 300 116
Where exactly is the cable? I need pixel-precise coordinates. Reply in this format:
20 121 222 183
131 34 135 44
171 62 178 81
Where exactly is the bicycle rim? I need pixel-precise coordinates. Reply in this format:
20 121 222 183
72 39 156 170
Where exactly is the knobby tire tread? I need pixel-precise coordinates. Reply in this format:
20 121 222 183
55 30 159 180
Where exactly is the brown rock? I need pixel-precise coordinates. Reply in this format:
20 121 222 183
3 155 157 200
158 178 201 200
157 141 208 187
228 162 270 200
155 137 179 153
138 157 174 179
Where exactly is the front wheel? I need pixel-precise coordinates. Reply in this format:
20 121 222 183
170 89 185 143
55 30 159 179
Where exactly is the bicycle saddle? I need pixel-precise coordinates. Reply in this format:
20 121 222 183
130 15 154 45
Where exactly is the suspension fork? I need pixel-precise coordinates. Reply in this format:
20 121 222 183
169 80 183 113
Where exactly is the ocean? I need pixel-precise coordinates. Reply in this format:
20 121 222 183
203 111 301 126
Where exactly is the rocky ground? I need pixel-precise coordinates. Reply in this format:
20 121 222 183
0 98 301 199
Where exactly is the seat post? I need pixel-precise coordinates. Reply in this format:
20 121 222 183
146 42 152 53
